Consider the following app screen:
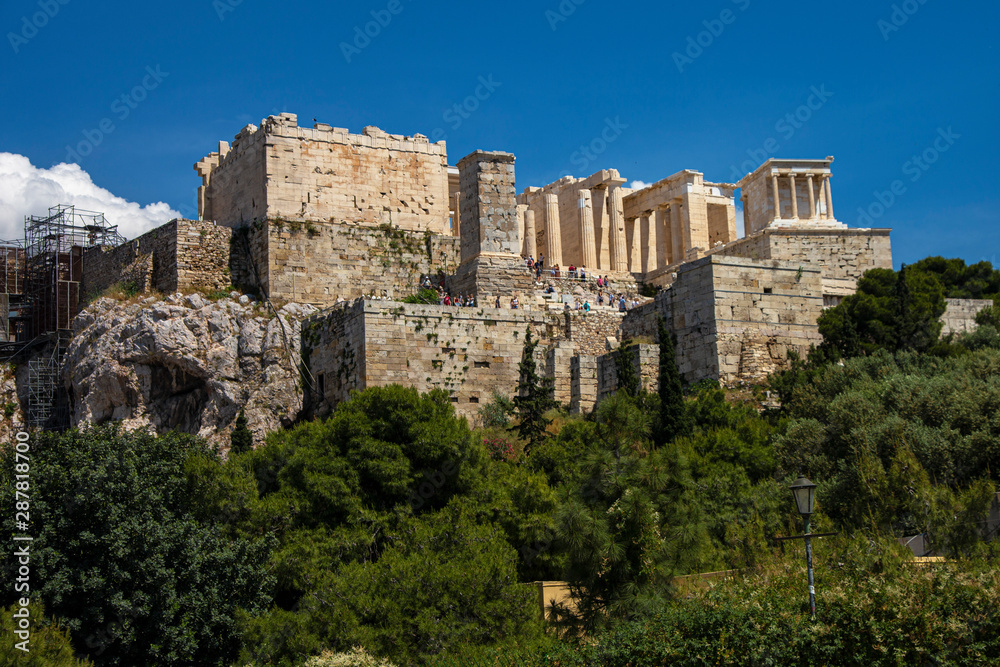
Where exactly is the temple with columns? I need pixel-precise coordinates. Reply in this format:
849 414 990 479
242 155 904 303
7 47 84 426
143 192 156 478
77 112 892 413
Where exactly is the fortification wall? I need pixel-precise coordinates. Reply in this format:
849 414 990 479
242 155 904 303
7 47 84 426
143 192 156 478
201 114 450 232
941 298 994 336
714 228 892 285
623 255 824 384
306 300 569 416
247 220 460 307
203 125 268 226
566 310 623 357
82 219 234 298
596 344 660 402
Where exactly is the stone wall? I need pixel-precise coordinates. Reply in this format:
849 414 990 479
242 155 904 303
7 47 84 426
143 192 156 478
596 344 660 402
458 151 519 260
941 298 994 336
249 219 459 307
712 227 893 290
565 310 624 357
623 255 824 384
82 219 233 298
199 123 268 226
570 355 598 414
199 114 450 233
305 300 571 417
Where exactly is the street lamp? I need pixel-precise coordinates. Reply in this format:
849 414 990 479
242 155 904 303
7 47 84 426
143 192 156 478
790 476 818 618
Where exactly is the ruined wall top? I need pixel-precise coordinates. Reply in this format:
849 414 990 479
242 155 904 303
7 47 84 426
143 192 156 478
195 113 451 231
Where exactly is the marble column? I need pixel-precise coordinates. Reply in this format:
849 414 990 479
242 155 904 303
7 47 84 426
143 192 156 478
544 194 563 267
824 175 835 220
578 189 598 271
670 200 684 263
643 211 660 273
772 173 781 221
628 217 642 272
740 193 749 234
789 174 799 219
451 192 461 236
515 204 527 256
806 174 816 219
608 186 628 272
524 208 537 258
656 205 670 269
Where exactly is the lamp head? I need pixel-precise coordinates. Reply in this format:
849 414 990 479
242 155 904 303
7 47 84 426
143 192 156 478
790 476 817 516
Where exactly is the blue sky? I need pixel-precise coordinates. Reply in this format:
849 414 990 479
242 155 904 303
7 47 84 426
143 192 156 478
1 0 997 267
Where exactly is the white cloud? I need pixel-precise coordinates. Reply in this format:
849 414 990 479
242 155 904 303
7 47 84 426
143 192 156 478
629 180 651 190
0 153 183 242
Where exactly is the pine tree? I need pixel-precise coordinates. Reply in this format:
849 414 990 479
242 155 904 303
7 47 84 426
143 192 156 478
230 408 253 455
615 337 641 398
513 327 556 451
656 316 691 445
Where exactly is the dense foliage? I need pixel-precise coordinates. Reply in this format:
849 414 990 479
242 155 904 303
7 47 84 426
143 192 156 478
0 426 272 666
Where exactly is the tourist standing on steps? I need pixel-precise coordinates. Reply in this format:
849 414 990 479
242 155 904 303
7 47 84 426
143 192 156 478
495 295 501 308
511 296 519 310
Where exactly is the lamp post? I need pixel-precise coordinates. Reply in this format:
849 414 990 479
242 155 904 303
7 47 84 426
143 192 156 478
790 476 817 618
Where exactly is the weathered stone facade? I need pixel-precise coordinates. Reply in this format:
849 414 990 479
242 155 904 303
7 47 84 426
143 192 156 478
82 218 234 298
623 255 825 384
195 114 450 233
304 300 568 417
65 111 898 435
941 298 994 336
241 219 459 306
597 344 660 402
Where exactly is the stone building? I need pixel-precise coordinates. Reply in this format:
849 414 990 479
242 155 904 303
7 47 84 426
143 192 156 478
72 113 896 419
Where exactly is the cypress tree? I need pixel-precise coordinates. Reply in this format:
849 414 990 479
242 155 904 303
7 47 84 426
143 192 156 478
513 327 557 451
230 408 253 455
615 337 641 398
656 315 690 445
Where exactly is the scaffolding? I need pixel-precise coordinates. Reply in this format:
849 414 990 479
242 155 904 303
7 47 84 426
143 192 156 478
0 241 27 347
21 205 126 428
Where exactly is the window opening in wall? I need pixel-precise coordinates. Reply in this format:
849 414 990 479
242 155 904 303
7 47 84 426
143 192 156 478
470 396 480 404
474 361 490 369
763 287 773 294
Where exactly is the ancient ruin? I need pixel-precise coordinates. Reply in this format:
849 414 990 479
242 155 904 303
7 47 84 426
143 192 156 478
3 111 951 438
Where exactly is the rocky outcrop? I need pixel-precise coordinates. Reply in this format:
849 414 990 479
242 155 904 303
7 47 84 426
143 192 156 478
63 293 318 450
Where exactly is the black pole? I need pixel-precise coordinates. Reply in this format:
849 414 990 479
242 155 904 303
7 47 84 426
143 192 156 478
804 516 816 618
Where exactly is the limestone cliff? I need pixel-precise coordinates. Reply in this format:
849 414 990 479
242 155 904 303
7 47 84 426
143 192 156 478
63 293 318 450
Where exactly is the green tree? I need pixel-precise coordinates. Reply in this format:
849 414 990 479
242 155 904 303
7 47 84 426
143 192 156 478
0 603 93 666
513 327 557 450
909 256 1000 301
554 394 711 633
231 408 253 454
0 426 273 667
615 337 641 398
237 387 547 665
655 316 690 446
975 304 1000 330
818 266 945 357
